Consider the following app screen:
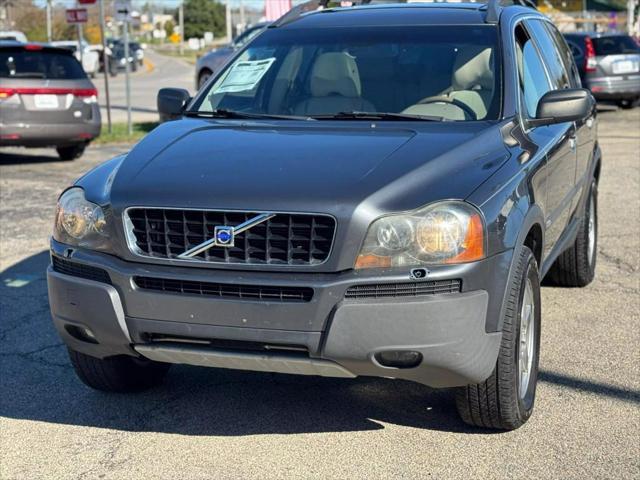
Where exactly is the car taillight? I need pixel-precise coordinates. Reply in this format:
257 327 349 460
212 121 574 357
0 88 15 99
584 37 597 73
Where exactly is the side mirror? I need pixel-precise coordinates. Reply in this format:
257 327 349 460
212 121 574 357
157 88 191 123
529 88 595 127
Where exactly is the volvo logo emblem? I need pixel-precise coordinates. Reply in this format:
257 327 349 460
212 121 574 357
177 212 275 259
214 226 234 247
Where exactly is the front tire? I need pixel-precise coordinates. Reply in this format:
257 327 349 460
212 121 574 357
455 246 541 430
68 348 170 393
547 178 598 287
56 143 86 161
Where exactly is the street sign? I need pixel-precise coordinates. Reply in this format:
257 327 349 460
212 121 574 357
65 8 88 24
114 0 132 22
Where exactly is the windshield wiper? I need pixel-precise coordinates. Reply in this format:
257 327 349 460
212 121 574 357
310 111 445 122
184 109 313 121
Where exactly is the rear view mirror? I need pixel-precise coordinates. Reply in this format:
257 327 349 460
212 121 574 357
529 88 595 127
157 88 191 123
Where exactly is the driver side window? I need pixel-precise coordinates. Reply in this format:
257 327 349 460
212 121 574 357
515 24 552 119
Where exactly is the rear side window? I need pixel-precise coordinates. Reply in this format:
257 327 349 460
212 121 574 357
543 23 582 88
0 48 87 80
525 19 570 90
592 36 640 55
515 24 552 118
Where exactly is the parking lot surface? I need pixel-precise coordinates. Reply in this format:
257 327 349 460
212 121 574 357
0 107 639 479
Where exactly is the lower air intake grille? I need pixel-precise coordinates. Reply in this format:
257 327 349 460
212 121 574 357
52 256 111 284
134 276 313 302
345 279 462 299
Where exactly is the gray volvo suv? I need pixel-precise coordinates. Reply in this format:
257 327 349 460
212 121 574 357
47 0 600 430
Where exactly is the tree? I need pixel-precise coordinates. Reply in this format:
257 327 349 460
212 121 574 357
182 0 225 39
164 19 175 38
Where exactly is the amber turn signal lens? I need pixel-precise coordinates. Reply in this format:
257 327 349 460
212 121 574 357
444 213 485 264
355 254 392 269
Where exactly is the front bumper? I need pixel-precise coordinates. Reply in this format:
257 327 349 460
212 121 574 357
47 239 512 388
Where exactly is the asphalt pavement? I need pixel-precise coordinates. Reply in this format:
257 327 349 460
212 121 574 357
95 49 194 123
0 107 638 479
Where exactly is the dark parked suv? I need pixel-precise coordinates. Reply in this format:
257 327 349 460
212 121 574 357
47 0 600 430
0 42 101 160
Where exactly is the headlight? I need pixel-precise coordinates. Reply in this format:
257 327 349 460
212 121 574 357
355 201 486 269
53 187 112 252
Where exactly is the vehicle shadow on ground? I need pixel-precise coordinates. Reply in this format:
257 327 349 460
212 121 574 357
1 251 638 437
0 150 63 165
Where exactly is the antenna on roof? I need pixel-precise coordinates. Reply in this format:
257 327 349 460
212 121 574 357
485 0 537 24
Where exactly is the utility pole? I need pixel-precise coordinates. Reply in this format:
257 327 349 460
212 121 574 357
99 0 112 133
239 0 245 31
226 0 232 43
46 0 52 42
628 0 637 35
76 1 83 64
179 1 184 56
124 20 132 136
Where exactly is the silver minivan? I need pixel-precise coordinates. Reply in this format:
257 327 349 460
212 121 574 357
0 42 101 160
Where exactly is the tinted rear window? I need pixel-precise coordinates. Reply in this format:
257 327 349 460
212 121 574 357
0 48 87 79
592 36 640 55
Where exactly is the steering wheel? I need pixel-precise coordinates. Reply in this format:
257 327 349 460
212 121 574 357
417 96 478 121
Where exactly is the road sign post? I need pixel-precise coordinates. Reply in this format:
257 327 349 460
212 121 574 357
115 0 133 136
99 0 112 133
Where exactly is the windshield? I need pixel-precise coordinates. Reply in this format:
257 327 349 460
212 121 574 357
193 25 501 121
592 35 640 55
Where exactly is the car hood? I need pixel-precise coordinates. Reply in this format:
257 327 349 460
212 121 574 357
110 118 509 216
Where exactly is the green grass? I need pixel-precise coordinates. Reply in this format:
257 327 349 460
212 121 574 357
94 122 158 145
153 46 204 65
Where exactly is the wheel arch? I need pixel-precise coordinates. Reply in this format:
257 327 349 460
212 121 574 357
494 205 545 332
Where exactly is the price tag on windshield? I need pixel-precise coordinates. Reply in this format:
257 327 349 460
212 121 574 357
215 58 276 94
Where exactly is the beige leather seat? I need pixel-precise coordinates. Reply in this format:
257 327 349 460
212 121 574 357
404 47 495 120
294 52 375 116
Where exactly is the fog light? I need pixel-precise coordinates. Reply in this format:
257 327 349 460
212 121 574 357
65 324 98 344
375 350 423 369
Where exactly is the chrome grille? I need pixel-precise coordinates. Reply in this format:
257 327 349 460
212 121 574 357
125 208 336 266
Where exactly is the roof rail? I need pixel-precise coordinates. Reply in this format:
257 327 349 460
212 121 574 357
485 0 537 24
271 0 400 28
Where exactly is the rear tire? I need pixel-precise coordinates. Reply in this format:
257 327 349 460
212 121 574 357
617 98 636 109
68 348 170 393
198 69 212 89
56 143 86 161
455 246 541 430
547 178 598 287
